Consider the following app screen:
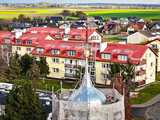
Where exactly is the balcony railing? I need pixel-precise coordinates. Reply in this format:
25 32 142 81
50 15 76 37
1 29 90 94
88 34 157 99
135 80 145 86
136 69 146 76
64 73 76 78
139 59 146 65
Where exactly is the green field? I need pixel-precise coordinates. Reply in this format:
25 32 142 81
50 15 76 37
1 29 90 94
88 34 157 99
0 8 160 20
86 9 160 20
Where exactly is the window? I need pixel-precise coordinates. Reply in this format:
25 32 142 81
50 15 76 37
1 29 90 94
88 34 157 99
75 35 81 39
4 38 10 44
52 58 59 63
101 53 111 60
118 55 128 61
16 47 21 51
69 59 73 64
103 74 109 80
16 39 21 44
102 63 110 68
67 50 76 56
91 36 99 40
36 48 44 54
26 48 31 51
51 49 60 55
55 34 61 39
52 68 59 73
26 40 32 45
64 34 69 38
151 62 153 67
151 44 158 49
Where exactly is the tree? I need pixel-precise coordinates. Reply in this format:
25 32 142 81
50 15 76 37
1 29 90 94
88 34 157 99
37 57 49 78
108 63 121 85
18 14 26 22
60 10 72 17
120 63 135 120
108 62 135 120
75 11 87 18
12 17 18 22
20 54 33 76
3 82 46 120
6 53 21 80
121 63 136 91
26 59 40 91
75 66 85 81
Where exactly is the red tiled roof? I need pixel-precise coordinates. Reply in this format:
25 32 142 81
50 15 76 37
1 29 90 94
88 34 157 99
0 31 14 44
27 27 96 41
100 43 148 64
32 39 149 65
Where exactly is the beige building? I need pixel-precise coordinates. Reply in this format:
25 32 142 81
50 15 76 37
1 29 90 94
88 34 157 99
127 31 160 44
144 39 160 72
30 41 156 87
1 27 157 87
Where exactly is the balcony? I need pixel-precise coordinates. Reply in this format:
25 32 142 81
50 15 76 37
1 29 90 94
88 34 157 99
136 69 146 76
64 63 78 68
135 80 145 86
139 59 146 65
64 73 77 79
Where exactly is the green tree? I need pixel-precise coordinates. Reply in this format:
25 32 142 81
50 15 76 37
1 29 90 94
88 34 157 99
37 57 49 78
75 11 87 18
108 63 121 85
20 54 33 76
26 59 40 90
121 63 135 91
6 53 21 80
3 82 46 120
121 63 135 120
108 62 135 120
12 17 18 22
60 10 72 17
18 14 26 22
75 66 85 80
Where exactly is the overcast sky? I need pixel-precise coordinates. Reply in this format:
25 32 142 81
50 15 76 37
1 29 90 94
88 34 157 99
2 0 160 4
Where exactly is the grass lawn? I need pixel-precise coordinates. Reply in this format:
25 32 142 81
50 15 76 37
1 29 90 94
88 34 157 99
0 78 75 92
0 8 160 20
130 82 160 104
103 34 126 43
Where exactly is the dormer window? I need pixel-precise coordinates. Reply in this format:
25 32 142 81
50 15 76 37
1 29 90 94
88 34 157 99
67 50 76 56
55 34 61 39
151 44 158 49
101 53 111 60
75 35 81 39
91 36 99 40
16 39 21 44
36 48 44 54
118 55 128 61
26 40 32 45
51 49 60 55
4 38 10 44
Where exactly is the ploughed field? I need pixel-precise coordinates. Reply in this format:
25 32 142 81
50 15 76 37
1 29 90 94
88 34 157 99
0 8 160 20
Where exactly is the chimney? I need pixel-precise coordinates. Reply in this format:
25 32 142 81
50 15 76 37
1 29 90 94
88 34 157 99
14 30 23 39
63 23 70 41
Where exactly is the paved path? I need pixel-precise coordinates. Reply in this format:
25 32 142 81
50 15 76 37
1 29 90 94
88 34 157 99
145 102 160 120
132 94 160 119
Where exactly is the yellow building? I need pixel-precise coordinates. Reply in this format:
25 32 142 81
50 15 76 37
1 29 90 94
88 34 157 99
8 27 157 87
30 41 156 87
